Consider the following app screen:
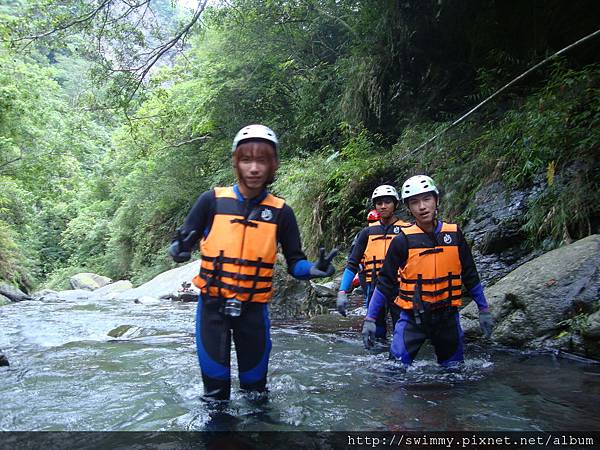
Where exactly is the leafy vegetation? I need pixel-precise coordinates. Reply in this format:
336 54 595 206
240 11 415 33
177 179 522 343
0 0 598 290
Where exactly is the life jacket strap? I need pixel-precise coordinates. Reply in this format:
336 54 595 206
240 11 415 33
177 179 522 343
229 218 258 228
418 247 444 256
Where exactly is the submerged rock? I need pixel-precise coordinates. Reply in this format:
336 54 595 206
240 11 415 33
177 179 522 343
0 354 8 366
134 296 161 305
307 313 363 333
107 325 164 339
461 234 600 359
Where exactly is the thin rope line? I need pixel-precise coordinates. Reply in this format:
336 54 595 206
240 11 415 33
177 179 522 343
401 28 600 160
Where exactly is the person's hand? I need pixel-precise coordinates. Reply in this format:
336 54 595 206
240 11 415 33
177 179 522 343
336 290 348 316
479 309 494 338
362 319 377 349
309 247 338 278
168 229 197 263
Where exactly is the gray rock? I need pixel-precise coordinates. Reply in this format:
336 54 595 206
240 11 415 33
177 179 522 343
134 296 161 305
463 179 544 285
270 259 309 320
0 354 8 367
307 314 363 333
583 310 600 339
107 324 164 339
69 273 113 291
32 289 59 301
91 280 133 300
53 289 94 301
461 234 600 358
0 283 31 302
116 260 200 301
0 294 12 306
309 281 337 297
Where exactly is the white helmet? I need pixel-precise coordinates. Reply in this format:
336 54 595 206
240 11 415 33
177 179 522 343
401 175 439 201
371 185 400 203
232 124 278 153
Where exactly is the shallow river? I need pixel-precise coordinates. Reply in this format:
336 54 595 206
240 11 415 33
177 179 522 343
1 294 599 433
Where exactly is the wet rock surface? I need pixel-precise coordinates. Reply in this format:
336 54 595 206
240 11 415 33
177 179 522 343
462 234 600 359
0 294 12 306
463 179 544 286
0 284 31 302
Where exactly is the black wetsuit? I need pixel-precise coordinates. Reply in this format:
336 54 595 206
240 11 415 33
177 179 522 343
177 186 309 400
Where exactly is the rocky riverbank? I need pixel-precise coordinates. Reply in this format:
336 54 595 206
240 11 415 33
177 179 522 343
3 231 599 360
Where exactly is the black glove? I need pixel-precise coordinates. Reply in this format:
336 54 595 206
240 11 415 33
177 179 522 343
362 319 377 349
336 290 348 316
309 247 338 278
168 229 197 263
479 310 494 338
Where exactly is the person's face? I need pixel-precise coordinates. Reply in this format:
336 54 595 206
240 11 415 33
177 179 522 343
407 192 438 226
234 141 278 191
374 197 396 220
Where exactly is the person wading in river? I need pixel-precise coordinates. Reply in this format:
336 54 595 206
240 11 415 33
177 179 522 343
351 209 382 302
168 124 337 402
362 175 493 367
337 185 410 342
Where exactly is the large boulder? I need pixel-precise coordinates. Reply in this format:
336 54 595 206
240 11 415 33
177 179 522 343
91 280 134 300
461 234 600 358
0 294 12 307
0 283 32 302
463 179 544 285
116 260 200 301
69 273 112 291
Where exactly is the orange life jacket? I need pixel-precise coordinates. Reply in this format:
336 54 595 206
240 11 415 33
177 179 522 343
362 218 410 284
394 222 462 310
191 186 284 303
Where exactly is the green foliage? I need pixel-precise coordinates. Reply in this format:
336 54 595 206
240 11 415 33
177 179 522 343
44 264 89 291
2 0 599 288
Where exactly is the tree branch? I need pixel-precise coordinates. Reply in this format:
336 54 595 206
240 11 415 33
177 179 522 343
159 135 210 152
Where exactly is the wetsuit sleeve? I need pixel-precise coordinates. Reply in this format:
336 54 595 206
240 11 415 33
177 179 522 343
366 234 407 320
345 228 369 273
277 204 310 278
173 190 215 251
339 228 369 291
457 226 489 310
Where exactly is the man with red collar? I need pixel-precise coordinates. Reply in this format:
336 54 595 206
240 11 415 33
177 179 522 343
168 124 336 401
337 185 410 342
362 175 493 367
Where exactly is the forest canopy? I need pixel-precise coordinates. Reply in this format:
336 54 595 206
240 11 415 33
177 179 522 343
1 0 599 290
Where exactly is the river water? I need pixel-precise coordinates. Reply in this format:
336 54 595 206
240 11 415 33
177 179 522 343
1 294 600 433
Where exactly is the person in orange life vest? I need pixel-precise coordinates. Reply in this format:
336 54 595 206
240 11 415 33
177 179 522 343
348 209 381 302
362 175 494 367
168 124 337 402
337 185 410 340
